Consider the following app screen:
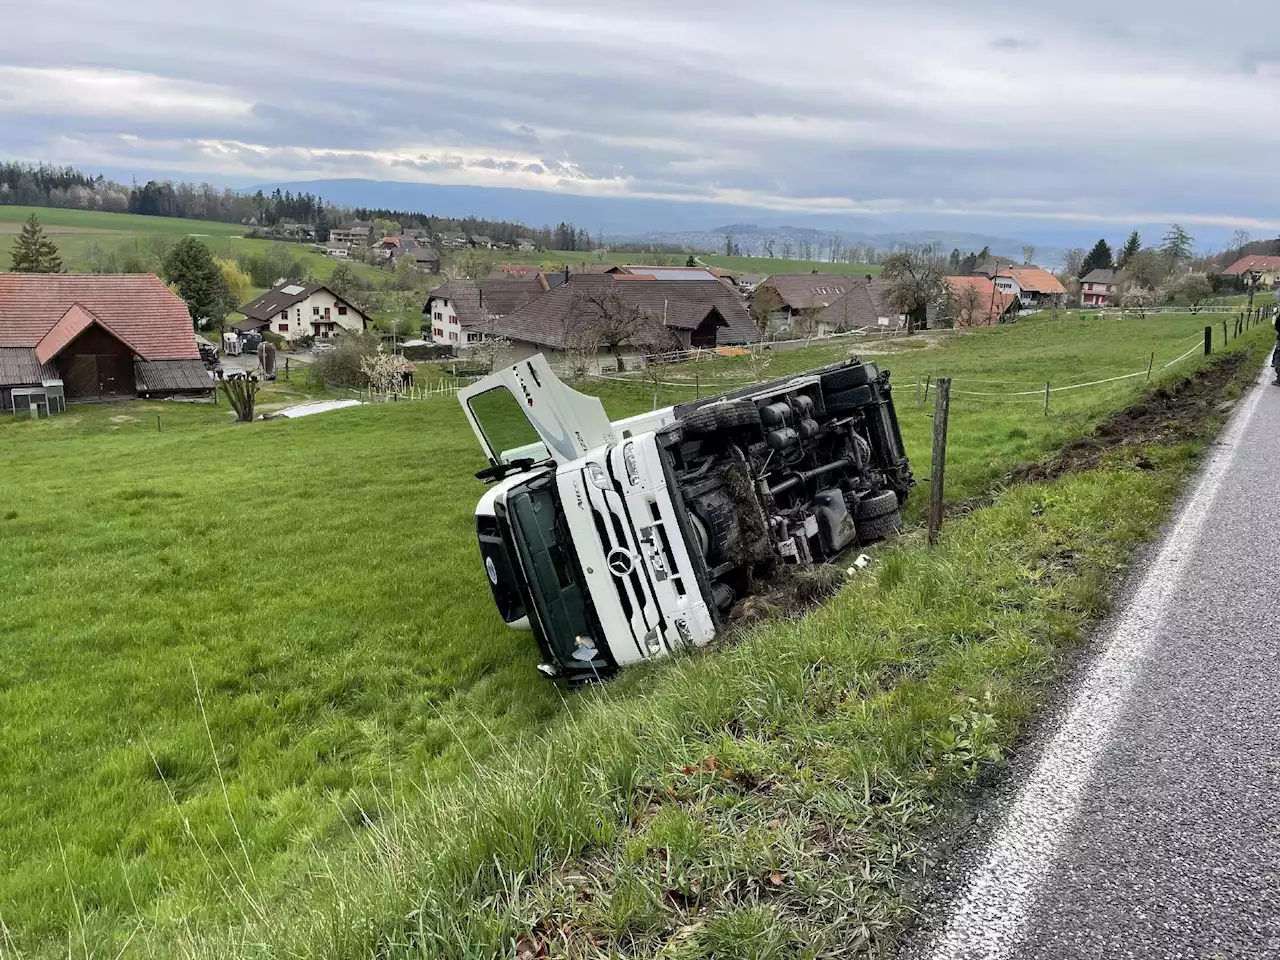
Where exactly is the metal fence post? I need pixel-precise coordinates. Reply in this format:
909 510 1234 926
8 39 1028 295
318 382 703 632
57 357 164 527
928 377 952 546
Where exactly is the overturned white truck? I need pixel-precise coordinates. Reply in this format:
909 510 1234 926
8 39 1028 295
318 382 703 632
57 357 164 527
459 355 913 681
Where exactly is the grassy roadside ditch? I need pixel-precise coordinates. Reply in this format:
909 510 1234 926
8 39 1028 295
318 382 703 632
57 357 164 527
164 329 1273 960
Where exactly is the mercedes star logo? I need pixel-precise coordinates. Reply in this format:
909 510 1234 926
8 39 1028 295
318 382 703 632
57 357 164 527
607 549 635 577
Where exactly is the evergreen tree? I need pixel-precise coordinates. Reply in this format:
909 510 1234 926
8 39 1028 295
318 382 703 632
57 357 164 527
1118 231 1142 268
948 248 962 272
1160 224 1193 267
686 255 697 267
162 237 230 325
9 214 63 273
1079 238 1114 278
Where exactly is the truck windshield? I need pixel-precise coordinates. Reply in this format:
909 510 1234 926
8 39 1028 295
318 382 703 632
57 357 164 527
466 386 546 463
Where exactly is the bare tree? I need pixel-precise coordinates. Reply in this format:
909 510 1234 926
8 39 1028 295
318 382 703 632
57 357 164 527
780 240 794 260
1021 244 1037 264
1062 247 1086 278
945 282 987 328
1230 229 1252 253
750 286 783 341
565 288 662 373
881 251 948 334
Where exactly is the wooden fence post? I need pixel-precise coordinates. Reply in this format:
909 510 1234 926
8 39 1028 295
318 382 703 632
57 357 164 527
1147 352 1155 382
924 375 932 402
1204 326 1213 356
1222 319 1228 344
1044 381 1051 416
928 377 952 546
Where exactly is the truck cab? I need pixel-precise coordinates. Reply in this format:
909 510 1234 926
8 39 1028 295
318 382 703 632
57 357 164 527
460 354 912 681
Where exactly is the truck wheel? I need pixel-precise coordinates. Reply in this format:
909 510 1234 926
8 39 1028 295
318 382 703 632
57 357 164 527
822 364 872 393
825 385 875 414
858 509 901 543
854 490 899 520
681 399 759 436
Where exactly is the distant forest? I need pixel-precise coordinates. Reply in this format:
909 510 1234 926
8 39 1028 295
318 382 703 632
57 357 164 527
0 162 598 250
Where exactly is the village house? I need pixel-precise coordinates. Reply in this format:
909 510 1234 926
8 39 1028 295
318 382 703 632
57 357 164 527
753 273 856 334
943 276 1019 326
807 278 902 335
472 273 758 372
1080 268 1119 307
468 235 493 248
234 282 370 342
320 241 350 259
437 231 468 250
425 275 552 347
329 225 372 246
0 273 213 411
992 265 1068 308
403 247 441 273
1223 255 1280 286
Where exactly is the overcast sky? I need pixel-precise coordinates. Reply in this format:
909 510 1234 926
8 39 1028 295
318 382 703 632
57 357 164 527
2 0 1279 239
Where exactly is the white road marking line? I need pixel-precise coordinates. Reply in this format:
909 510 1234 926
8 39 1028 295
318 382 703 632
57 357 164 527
925 367 1272 960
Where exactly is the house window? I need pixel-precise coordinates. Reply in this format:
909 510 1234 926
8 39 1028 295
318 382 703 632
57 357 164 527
278 323 289 332
337 305 348 316
434 311 443 321
449 332 458 341
280 310 288 320
313 306 320 316
434 328 444 338
324 307 331 319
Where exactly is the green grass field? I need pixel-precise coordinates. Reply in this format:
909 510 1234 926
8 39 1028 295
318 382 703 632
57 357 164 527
0 206 391 288
0 310 1268 956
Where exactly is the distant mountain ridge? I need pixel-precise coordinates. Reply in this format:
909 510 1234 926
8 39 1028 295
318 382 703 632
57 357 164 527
249 177 1080 264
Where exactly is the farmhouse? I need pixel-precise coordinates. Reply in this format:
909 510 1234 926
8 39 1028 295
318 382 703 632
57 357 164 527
944 276 1019 326
808 278 901 335
329 225 371 246
234 282 370 342
1223 254 1280 286
0 273 213 410
425 276 551 346
1080 268 1119 307
754 274 856 333
474 273 757 371
993 265 1067 308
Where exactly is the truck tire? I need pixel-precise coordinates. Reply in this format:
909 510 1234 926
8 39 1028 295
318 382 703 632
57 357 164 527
854 490 899 520
821 363 872 393
681 399 759 436
825 385 875 414
858 509 901 544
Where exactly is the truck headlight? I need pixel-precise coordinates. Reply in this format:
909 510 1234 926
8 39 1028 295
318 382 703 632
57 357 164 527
586 463 611 490
623 442 640 485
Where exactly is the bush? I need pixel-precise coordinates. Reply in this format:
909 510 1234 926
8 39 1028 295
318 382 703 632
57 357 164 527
307 331 381 387
236 243 309 289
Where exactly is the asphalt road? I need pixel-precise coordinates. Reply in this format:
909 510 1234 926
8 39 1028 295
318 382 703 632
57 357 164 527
916 364 1280 960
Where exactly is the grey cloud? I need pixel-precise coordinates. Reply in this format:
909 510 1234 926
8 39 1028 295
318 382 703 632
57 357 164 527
3 0 1280 237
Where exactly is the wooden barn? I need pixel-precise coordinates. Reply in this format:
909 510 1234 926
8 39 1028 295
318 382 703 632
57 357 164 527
0 274 213 411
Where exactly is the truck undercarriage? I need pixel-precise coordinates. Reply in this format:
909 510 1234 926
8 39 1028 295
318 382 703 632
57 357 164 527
460 354 913 681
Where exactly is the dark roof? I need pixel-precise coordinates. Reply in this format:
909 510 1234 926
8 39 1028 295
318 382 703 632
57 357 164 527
481 274 757 349
811 279 897 330
237 283 365 322
1081 268 1118 284
426 277 549 325
759 274 857 311
407 247 440 262
0 347 59 387
231 317 270 332
134 359 215 394
0 273 199 361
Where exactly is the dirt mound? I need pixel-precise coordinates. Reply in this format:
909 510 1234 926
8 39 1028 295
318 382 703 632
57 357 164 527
1009 353 1249 484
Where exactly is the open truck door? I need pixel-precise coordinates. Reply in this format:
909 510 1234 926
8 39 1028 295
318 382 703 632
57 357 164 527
459 354 617 466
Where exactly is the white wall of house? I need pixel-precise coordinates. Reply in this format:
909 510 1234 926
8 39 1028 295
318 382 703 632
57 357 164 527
268 292 366 341
993 276 1023 299
426 296 462 346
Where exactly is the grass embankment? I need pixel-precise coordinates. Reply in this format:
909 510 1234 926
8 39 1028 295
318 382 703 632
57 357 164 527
0 313 1268 956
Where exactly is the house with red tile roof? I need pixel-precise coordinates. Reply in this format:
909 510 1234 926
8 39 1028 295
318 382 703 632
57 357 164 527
0 273 213 410
1222 255 1280 285
993 265 1068 308
944 276 1019 326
